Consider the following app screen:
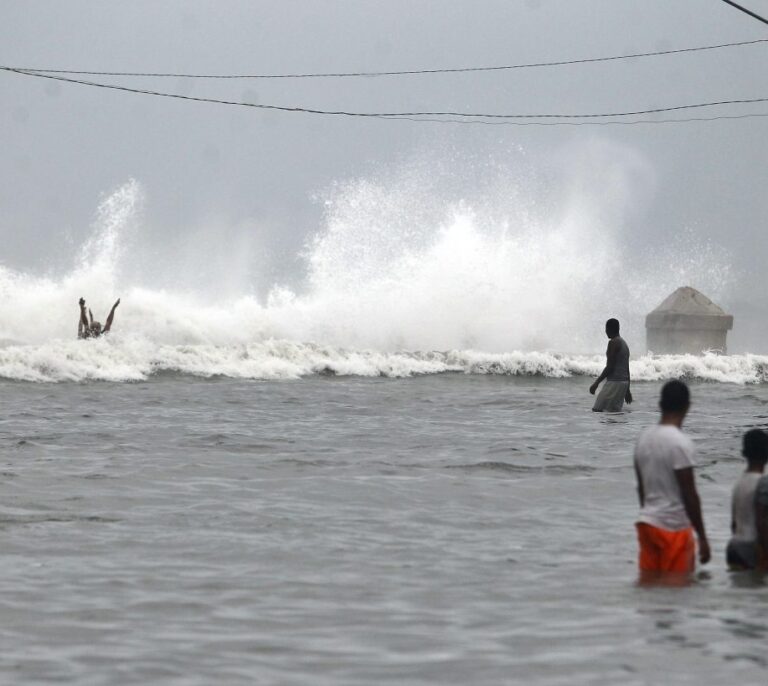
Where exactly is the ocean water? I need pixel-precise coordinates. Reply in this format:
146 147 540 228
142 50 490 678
2 374 768 685
1 177 765 684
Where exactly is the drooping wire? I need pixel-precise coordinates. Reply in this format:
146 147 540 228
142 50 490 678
7 37 768 79
3 66 768 124
390 112 768 126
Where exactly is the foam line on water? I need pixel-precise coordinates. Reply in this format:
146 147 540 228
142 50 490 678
0 339 765 383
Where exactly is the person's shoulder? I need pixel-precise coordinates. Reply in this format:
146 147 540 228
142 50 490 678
657 424 689 440
636 425 667 452
635 425 655 444
665 426 694 452
640 424 682 439
640 425 694 454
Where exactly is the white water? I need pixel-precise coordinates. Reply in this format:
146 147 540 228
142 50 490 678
1 337 767 383
0 156 739 383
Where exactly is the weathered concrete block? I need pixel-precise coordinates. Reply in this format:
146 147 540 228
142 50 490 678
646 286 733 354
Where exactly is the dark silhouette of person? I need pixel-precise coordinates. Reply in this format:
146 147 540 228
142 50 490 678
590 318 632 412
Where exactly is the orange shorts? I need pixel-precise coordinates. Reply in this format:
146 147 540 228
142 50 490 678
636 522 695 574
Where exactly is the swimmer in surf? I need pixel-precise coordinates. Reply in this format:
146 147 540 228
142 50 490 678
78 297 120 339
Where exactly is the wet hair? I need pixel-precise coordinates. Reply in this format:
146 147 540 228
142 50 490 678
90 321 102 333
659 380 690 414
605 318 620 336
743 429 768 465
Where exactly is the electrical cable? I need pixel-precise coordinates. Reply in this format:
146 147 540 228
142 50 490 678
3 66 768 121
7 37 768 79
3 66 768 127
390 112 768 126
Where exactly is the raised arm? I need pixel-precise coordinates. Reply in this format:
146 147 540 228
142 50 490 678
78 298 89 338
675 466 710 564
103 298 120 333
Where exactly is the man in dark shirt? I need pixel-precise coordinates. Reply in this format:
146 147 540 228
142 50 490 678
590 318 632 412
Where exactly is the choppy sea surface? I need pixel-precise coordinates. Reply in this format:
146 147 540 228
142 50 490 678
2 370 768 685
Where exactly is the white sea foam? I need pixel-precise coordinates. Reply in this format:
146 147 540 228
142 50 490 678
0 338 766 383
0 150 739 382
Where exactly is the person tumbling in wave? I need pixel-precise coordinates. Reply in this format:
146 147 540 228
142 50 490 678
78 297 120 339
590 318 632 412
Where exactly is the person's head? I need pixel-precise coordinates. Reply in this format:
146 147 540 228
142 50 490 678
742 429 768 469
659 380 690 423
90 321 102 335
605 318 620 338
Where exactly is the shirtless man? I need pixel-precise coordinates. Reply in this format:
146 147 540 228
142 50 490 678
590 318 632 412
78 297 120 339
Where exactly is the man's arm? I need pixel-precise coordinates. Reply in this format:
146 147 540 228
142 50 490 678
756 478 768 570
103 298 120 333
634 460 645 507
757 501 768 571
675 467 710 564
590 339 618 394
78 298 89 338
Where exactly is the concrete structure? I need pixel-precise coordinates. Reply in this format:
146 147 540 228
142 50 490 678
646 286 733 355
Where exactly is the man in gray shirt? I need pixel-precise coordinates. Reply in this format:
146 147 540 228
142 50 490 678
726 429 768 570
590 318 632 412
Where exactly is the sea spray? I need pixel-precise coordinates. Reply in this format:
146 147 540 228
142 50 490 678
0 148 734 375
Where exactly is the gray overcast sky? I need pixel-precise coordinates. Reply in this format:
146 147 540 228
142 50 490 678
1 0 767 347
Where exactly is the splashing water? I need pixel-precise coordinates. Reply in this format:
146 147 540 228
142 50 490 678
0 147 737 381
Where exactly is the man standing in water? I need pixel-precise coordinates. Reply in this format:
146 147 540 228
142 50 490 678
78 297 120 338
590 318 632 412
634 380 710 581
726 429 768 570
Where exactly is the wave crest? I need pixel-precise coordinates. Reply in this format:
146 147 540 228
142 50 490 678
0 340 764 384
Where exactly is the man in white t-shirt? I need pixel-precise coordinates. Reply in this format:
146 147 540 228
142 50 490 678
633 380 710 580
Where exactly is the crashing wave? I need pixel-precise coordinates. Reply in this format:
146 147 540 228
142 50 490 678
0 156 739 383
0 338 765 384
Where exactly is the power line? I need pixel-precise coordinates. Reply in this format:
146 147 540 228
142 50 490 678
721 0 768 26
3 66 768 125
396 112 768 126
8 37 768 80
